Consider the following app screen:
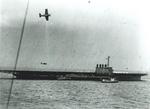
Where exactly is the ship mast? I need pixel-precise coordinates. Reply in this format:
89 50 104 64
107 56 110 67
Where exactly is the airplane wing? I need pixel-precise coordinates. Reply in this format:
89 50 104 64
45 16 49 21
45 9 48 14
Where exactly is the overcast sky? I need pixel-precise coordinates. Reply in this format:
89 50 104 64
0 0 150 72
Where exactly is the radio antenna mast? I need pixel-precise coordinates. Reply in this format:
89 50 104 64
107 56 110 67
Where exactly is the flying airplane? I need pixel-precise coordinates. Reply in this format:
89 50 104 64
39 9 51 21
41 62 47 65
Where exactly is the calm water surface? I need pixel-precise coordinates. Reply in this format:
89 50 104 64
0 74 150 109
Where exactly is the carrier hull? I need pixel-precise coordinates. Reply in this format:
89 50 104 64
13 70 147 81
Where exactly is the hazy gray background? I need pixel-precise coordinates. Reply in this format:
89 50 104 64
0 0 150 72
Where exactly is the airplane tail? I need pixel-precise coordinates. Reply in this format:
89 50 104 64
39 13 41 17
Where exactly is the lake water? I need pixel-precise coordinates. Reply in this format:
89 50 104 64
0 73 150 109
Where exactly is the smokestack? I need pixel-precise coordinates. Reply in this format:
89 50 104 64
96 64 98 68
99 64 101 68
102 64 104 68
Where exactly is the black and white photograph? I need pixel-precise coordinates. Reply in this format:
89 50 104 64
0 0 150 109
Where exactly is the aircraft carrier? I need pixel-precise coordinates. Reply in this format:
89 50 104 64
12 64 147 81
